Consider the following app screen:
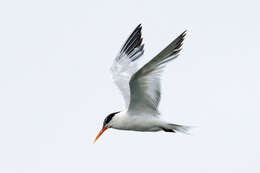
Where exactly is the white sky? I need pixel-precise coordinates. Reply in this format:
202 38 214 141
0 0 260 172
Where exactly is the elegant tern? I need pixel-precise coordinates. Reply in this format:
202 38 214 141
94 24 190 143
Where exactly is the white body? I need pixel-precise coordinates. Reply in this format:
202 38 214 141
110 111 164 132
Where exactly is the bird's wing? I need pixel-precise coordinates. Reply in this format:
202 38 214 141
110 24 144 108
128 31 186 115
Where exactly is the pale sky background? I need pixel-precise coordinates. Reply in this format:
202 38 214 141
0 0 260 173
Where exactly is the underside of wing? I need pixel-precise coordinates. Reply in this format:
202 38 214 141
110 24 144 108
128 31 187 115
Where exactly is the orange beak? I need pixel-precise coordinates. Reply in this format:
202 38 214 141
94 126 108 143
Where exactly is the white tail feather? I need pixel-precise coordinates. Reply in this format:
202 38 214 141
166 123 191 134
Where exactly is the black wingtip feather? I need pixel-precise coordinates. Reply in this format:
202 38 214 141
119 24 143 60
171 30 187 53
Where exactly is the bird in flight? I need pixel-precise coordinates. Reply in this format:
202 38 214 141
94 24 190 143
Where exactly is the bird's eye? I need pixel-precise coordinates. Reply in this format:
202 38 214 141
103 111 119 127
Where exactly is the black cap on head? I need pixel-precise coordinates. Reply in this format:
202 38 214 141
103 111 120 127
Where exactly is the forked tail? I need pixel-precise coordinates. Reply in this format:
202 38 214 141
163 123 191 134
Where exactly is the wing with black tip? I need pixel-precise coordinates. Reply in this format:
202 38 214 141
110 24 144 108
128 31 186 115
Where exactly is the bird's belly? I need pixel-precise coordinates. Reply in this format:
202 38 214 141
113 116 161 132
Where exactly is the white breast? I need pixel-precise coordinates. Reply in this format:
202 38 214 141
110 111 163 132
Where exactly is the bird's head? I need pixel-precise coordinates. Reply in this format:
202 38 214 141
94 111 120 143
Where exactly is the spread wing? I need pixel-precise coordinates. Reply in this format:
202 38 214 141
110 24 144 108
128 31 186 115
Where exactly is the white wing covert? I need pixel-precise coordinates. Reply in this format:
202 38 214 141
128 31 186 115
110 24 144 108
